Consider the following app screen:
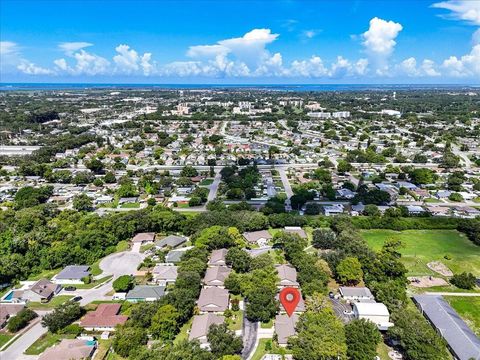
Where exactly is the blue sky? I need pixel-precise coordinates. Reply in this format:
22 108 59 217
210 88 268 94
1 0 479 83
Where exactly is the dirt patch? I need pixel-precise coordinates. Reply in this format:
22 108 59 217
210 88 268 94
408 276 448 288
427 261 453 277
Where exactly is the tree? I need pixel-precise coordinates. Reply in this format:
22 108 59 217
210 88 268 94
113 275 134 292
289 308 347 360
409 168 437 185
448 192 463 202
150 304 180 340
305 203 321 215
180 165 198 178
312 228 337 250
226 247 251 273
345 319 381 360
336 257 363 285
7 308 38 332
86 158 104 174
207 323 243 358
42 301 84 333
337 160 353 174
104 172 117 183
363 204 380 217
14 186 53 209
450 272 476 289
133 340 213 360
188 196 202 207
113 326 148 358
73 193 93 212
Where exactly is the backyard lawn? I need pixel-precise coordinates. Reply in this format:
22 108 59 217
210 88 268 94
360 230 480 276
446 296 480 336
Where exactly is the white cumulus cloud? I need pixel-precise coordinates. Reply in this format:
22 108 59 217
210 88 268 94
362 17 403 56
442 44 480 77
17 61 54 75
113 44 154 75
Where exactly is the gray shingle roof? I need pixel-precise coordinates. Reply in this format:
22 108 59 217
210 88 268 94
56 265 90 280
126 285 165 300
155 235 187 249
414 295 480 360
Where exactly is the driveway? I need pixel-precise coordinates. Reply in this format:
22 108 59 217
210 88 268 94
330 298 354 323
241 311 258 360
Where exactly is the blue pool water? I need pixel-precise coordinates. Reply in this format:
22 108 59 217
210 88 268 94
86 340 96 346
3 291 13 301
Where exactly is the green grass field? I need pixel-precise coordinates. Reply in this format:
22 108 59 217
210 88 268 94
27 295 73 310
446 296 480 336
360 230 480 277
0 333 14 349
25 333 76 355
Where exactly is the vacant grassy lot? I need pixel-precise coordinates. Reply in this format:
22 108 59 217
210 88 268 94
446 296 480 336
25 333 76 355
360 230 480 276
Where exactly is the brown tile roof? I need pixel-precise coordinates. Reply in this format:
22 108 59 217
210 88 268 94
80 303 128 328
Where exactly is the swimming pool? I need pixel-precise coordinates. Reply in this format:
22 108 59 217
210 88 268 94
2 290 13 301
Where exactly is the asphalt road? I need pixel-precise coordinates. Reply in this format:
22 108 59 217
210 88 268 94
207 170 222 202
278 167 293 199
0 313 49 360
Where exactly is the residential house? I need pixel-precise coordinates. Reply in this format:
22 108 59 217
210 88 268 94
80 303 128 332
131 232 156 245
154 235 187 249
275 314 299 347
323 204 345 216
0 304 25 329
197 287 229 313
188 313 225 347
126 285 165 302
339 287 374 302
38 339 97 360
276 264 299 288
208 249 228 267
243 230 273 247
406 205 426 215
18 279 61 303
53 265 90 285
165 246 194 263
152 264 178 286
203 266 231 288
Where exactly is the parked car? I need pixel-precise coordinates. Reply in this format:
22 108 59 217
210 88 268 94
72 296 83 302
64 286 77 291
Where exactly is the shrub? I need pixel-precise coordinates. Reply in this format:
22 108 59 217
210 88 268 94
60 323 83 336
450 272 476 289
6 308 38 332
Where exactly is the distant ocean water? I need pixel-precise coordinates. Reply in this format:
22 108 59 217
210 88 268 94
0 83 478 92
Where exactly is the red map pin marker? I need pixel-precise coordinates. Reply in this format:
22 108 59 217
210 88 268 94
279 287 300 317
